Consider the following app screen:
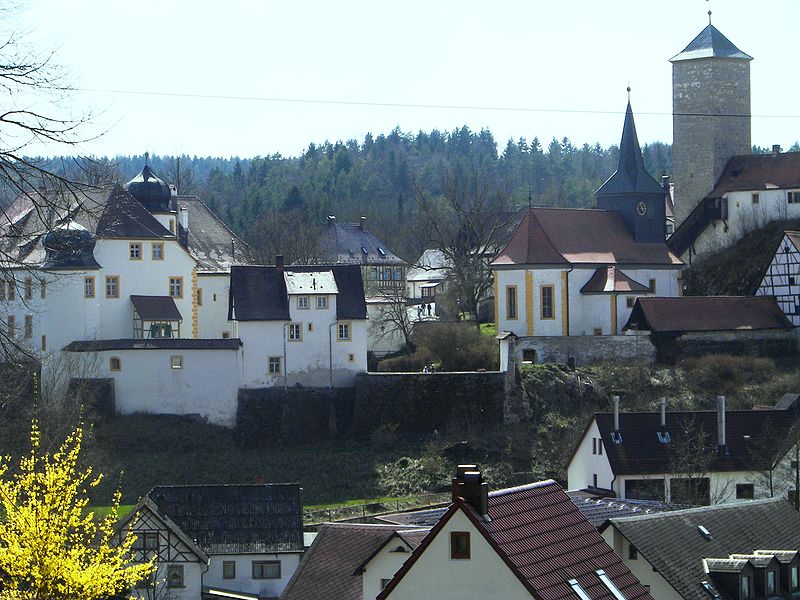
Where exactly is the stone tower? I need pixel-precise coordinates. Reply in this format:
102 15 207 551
671 24 752 228
596 100 666 243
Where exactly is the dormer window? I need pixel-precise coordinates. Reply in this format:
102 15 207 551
657 431 671 444
741 574 752 600
767 570 777 597
791 565 799 591
378 247 386 256
361 246 368 254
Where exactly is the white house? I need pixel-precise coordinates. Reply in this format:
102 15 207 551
491 102 682 364
600 499 800 600
757 230 800 326
406 248 450 300
229 260 368 388
377 466 653 600
567 395 800 505
120 484 305 600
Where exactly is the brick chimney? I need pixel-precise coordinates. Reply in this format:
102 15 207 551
275 255 284 274
359 215 366 231
327 215 337 227
452 464 489 518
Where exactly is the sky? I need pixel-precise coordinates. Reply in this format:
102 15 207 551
13 0 800 159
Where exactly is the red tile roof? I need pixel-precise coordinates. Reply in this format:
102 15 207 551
707 152 800 199
379 480 653 600
623 296 794 333
492 208 681 267
580 267 651 294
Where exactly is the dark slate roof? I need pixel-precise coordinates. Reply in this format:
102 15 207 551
596 102 666 197
670 24 753 62
380 480 653 600
131 295 183 321
601 499 800 600
229 264 367 321
492 208 682 267
95 186 174 240
178 196 254 271
62 338 241 352
316 220 406 266
590 408 797 475
623 296 794 333
580 266 651 294
281 523 427 600
706 152 800 199
568 496 671 528
377 506 449 528
148 484 304 554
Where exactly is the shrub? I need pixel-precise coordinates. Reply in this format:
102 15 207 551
376 347 435 372
680 354 776 396
413 322 499 371
370 422 399 448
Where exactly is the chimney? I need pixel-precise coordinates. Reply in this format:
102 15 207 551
275 255 284 274
773 144 782 156
327 215 337 227
231 239 235 261
451 464 489 518
660 397 667 428
717 396 727 453
661 175 670 192
178 204 189 231
613 395 620 431
169 183 178 197
359 216 366 231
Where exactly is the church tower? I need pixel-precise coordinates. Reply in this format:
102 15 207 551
596 99 666 243
671 23 752 228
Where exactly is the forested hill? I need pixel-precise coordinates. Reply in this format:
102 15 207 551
41 127 673 262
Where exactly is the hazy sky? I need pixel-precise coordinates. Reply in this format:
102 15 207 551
15 1 800 158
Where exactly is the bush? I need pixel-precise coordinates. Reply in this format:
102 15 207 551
413 322 499 371
376 347 435 372
680 354 776 396
370 422 399 448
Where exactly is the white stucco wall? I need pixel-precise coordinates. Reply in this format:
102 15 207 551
237 293 367 388
67 347 242 426
384 509 531 600
367 301 407 355
601 526 682 600
567 420 615 491
204 552 301 599
617 469 771 504
197 273 233 338
362 536 416 600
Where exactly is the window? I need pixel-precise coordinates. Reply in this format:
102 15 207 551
790 191 800 204
297 296 310 309
628 544 638 560
649 278 657 293
450 531 470 559
289 323 302 341
741 574 752 600
252 560 281 579
134 531 159 552
196 288 203 306
170 356 183 370
791 276 796 286
152 242 164 260
593 327 603 336
222 331 231 339
169 277 183 299
767 570 777 596
7 315 14 338
736 483 754 500
626 296 636 309
268 356 281 374
84 276 95 298
24 315 32 339
169 218 175 233
109 357 121 372
41 335 46 352
597 438 603 455
506 285 517 320
129 242 141 260
105 276 119 299
7 281 14 301
307 322 313 332
592 438 597 454
671 477 710 505
338 322 351 341
223 561 236 579
316 295 328 309
625 479 665 501
522 349 537 362
348 353 355 362
39 277 46 299
24 277 32 300
541 285 554 319
593 474 598 487
167 565 184 588
752 193 760 204
791 565 799 591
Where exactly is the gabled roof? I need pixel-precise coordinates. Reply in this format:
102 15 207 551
492 208 682 267
229 264 367 321
63 338 241 352
280 523 428 600
670 24 752 62
588 408 797 476
178 196 254 271
379 480 653 600
623 296 794 333
600 499 800 600
130 295 183 321
707 152 800 199
596 102 665 197
316 220 406 266
148 484 303 554
406 248 451 283
95 186 174 240
580 266 651 294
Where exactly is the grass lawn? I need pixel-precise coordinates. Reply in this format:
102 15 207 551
479 322 496 337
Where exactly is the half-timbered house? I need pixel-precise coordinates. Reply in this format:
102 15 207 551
757 230 800 326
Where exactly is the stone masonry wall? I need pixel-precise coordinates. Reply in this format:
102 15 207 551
515 335 656 366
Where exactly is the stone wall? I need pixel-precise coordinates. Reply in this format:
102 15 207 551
654 329 798 363
514 335 656 366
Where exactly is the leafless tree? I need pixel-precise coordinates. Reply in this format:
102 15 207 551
165 156 197 196
369 287 414 354
668 415 733 505
414 168 513 329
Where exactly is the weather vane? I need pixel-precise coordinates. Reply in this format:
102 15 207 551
707 0 712 24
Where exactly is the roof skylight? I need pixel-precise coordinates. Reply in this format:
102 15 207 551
596 569 627 600
568 579 592 600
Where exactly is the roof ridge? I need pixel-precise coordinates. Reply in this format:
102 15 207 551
489 479 556 497
611 496 785 522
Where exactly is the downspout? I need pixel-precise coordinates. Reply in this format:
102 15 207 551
329 322 336 389
564 265 573 336
283 322 288 390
